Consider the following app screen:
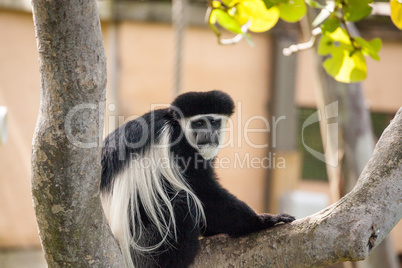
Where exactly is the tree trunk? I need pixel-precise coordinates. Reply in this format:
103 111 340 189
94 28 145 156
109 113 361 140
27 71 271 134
192 108 402 267
30 1 123 266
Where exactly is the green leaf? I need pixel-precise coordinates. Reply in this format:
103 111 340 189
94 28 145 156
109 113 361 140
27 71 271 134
210 9 243 34
277 0 306 23
262 0 275 9
320 17 340 33
234 0 280 32
211 0 222 8
318 28 367 83
354 37 382 61
390 0 402 30
343 0 373 22
323 49 367 83
305 0 324 9
269 0 288 4
319 27 352 48
222 0 239 7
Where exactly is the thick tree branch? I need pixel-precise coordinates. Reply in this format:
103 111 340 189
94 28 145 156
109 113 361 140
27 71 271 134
31 1 123 266
193 108 402 268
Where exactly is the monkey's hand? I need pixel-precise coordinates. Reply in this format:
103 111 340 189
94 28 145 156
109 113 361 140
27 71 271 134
258 213 295 228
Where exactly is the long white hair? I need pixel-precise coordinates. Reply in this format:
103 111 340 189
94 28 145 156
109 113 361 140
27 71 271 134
101 124 205 267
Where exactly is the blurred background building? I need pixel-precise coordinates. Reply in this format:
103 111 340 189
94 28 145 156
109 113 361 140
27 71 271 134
0 0 401 267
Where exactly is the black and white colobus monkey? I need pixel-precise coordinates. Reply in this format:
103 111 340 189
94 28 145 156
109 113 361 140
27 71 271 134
101 90 295 268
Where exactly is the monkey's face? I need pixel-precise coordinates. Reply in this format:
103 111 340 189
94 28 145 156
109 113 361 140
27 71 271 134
179 114 228 160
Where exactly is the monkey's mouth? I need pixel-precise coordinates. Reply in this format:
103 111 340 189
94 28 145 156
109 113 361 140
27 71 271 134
197 143 219 149
195 132 220 149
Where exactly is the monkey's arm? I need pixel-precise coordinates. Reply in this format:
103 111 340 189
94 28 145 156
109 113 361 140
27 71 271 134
197 180 294 237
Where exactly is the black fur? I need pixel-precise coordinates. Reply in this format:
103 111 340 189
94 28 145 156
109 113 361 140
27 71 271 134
101 109 172 193
170 90 235 118
101 90 295 267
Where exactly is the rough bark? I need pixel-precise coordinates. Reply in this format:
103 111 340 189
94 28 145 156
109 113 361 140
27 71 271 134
192 108 402 268
31 1 124 266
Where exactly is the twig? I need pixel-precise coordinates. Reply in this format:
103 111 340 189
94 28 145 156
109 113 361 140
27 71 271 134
283 27 322 56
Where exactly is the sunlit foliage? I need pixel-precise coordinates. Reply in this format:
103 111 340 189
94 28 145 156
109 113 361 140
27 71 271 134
207 0 400 83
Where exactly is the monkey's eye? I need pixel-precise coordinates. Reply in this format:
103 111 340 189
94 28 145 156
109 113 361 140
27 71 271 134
195 120 205 127
210 119 221 126
191 120 206 129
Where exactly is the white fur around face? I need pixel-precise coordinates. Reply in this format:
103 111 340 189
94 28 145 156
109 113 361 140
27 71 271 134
197 145 220 160
178 114 228 160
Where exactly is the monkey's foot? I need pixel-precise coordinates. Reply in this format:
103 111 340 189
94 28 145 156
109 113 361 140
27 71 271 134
259 213 295 227
272 213 295 223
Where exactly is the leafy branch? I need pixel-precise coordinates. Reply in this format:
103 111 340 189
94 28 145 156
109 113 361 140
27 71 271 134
206 0 402 83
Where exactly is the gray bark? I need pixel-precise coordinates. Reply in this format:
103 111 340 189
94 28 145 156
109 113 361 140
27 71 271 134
192 108 402 267
30 1 124 266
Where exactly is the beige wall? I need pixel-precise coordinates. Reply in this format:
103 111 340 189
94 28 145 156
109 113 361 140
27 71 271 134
0 11 41 247
363 41 402 112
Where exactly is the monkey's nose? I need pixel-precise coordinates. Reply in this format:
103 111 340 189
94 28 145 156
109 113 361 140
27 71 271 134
196 132 219 148
196 132 211 147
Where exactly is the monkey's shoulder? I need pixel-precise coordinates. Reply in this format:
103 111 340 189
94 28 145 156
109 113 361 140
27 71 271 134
104 108 175 145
